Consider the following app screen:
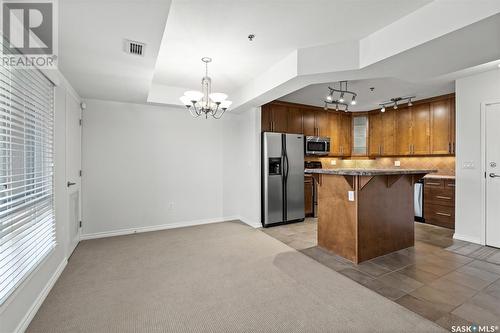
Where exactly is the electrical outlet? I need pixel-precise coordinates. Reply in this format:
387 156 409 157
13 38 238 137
463 161 475 169
330 160 337 166
394 160 401 167
348 191 355 201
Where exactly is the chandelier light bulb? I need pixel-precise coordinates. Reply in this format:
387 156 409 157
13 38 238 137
326 95 332 101
184 90 204 102
180 95 192 106
209 93 228 103
220 100 232 109
393 102 398 109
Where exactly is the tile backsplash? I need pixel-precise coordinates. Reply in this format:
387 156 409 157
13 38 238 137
307 156 455 176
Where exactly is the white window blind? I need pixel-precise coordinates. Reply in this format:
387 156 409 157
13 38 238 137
0 57 55 304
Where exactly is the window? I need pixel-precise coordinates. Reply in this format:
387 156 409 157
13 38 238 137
352 115 368 156
0 61 55 304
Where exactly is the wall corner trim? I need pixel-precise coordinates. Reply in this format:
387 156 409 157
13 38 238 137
14 258 68 333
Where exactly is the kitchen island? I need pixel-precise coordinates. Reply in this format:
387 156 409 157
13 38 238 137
305 169 436 264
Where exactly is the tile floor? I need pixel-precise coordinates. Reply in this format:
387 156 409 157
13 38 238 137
261 219 500 331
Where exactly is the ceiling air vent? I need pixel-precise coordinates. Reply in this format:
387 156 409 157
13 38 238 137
123 39 145 56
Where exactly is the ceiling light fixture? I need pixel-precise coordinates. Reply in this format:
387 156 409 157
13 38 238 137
322 81 357 112
180 57 231 119
378 96 415 113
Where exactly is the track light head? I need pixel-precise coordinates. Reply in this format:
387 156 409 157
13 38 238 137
350 95 356 105
407 98 413 107
393 102 398 110
339 92 345 103
381 106 385 112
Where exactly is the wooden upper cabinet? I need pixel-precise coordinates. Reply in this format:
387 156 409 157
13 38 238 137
287 107 303 134
339 113 352 156
316 111 330 137
396 107 412 156
329 112 341 155
369 113 382 156
412 103 431 155
261 103 287 132
271 104 288 133
381 109 396 156
303 109 316 136
451 97 456 154
430 98 453 155
261 105 272 132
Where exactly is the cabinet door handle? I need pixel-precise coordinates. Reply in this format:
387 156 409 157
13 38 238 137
453 142 455 154
447 183 455 187
436 196 452 200
448 142 451 154
436 212 452 217
426 182 441 186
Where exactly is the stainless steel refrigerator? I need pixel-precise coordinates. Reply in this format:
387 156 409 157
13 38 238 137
261 132 305 227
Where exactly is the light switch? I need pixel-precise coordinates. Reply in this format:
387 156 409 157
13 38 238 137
348 191 355 201
394 160 401 167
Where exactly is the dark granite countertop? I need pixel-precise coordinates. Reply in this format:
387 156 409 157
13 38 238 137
304 168 437 176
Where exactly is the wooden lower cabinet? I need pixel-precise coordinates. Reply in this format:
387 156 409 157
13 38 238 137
424 178 455 229
304 175 314 217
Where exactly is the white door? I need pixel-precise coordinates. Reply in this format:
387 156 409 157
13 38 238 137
486 102 500 248
66 93 82 256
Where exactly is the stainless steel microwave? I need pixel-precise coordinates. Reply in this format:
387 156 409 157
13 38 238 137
305 136 330 156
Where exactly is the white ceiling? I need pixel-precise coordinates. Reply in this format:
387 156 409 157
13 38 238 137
57 0 500 108
59 0 171 103
279 78 455 111
151 0 431 93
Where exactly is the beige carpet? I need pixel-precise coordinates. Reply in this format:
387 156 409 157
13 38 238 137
27 221 445 332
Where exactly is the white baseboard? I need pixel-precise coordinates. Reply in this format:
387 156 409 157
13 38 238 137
15 258 67 333
80 216 259 240
453 233 483 245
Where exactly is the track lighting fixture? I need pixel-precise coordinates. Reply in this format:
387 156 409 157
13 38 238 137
378 96 415 113
322 81 357 112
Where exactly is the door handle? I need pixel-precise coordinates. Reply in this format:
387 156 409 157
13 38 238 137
67 181 76 187
489 173 500 178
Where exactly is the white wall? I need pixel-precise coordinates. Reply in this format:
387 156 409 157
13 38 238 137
222 108 261 227
81 100 262 237
455 68 500 244
0 76 79 333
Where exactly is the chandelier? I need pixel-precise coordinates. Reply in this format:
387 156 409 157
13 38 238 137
323 81 357 112
179 57 232 119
